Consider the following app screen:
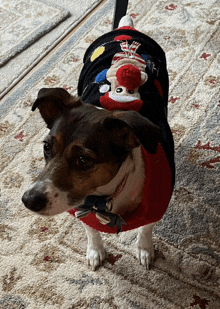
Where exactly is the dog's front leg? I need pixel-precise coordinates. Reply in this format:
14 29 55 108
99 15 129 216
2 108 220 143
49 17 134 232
82 222 105 271
136 222 157 270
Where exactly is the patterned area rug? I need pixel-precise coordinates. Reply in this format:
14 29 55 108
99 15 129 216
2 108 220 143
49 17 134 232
0 0 103 99
0 0 220 308
0 0 70 66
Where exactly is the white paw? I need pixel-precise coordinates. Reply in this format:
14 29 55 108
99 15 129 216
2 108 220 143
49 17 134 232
86 246 105 271
136 247 154 270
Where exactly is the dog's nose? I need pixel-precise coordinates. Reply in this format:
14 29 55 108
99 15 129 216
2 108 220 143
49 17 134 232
22 188 47 212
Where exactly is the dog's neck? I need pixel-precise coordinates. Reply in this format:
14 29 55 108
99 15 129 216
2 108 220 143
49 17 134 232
94 146 145 215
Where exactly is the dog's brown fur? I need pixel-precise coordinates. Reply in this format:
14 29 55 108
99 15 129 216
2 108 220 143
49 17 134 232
22 88 161 215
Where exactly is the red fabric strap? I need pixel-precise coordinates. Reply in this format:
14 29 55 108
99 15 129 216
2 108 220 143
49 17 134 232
117 26 138 31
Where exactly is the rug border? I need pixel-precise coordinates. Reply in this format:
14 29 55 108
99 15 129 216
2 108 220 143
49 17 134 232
0 0 104 100
0 0 70 67
0 0 115 119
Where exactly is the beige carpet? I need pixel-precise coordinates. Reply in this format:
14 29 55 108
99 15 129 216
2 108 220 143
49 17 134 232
0 0 220 308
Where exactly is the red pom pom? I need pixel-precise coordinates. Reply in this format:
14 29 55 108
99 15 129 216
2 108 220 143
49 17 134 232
116 65 141 90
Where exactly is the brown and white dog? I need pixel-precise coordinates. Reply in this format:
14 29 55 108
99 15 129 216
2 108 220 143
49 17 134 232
22 16 174 270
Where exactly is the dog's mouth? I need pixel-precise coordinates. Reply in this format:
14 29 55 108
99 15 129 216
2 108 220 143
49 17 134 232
104 174 128 211
111 174 128 199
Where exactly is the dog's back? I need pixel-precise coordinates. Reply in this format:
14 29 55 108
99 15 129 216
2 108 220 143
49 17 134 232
78 17 175 185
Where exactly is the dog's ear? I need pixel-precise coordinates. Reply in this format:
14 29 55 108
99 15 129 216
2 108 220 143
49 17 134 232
104 118 140 156
112 110 162 154
32 88 82 129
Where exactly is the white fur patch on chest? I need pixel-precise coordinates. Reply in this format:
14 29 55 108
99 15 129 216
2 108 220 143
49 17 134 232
95 146 145 214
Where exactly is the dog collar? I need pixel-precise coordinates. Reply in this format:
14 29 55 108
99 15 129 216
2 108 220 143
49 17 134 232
75 195 126 233
75 173 129 233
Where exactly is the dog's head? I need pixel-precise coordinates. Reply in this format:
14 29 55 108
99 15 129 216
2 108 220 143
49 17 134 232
22 88 161 216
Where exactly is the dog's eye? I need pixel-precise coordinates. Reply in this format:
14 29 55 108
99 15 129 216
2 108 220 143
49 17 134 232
76 156 93 168
43 141 52 157
116 87 123 93
128 90 134 94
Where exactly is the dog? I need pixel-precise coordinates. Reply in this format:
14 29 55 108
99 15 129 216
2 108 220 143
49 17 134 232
22 16 175 271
